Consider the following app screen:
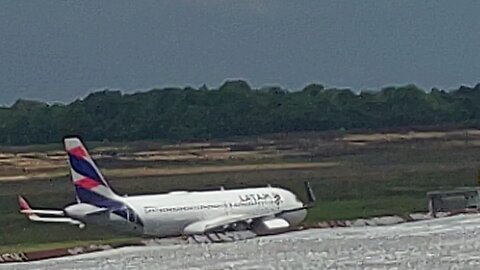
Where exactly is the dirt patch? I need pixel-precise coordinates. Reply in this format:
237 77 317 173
341 129 480 144
103 162 339 178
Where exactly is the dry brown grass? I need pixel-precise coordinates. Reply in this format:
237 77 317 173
341 129 480 144
1 128 480 184
102 162 339 178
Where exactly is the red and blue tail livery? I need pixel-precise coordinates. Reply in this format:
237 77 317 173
64 137 119 206
64 137 143 228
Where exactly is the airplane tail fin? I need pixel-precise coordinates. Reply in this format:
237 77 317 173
64 137 121 208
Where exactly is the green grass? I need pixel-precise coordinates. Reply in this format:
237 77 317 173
0 237 138 253
306 196 427 222
1 133 480 252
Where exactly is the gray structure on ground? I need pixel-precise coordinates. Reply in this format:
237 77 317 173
427 187 480 215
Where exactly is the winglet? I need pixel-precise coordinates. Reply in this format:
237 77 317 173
19 195 31 211
18 195 35 217
304 181 316 206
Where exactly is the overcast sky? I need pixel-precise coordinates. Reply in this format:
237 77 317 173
1 1 479 105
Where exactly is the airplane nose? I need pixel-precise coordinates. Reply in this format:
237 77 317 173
293 209 307 224
280 209 307 226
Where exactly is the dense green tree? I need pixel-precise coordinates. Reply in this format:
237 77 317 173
1 81 480 145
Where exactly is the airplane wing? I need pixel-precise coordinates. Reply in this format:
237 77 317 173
183 214 247 234
183 210 294 235
18 196 84 227
183 195 315 235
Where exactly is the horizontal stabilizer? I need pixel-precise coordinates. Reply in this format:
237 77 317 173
84 207 109 216
28 215 83 226
18 195 84 227
20 209 65 216
19 195 63 216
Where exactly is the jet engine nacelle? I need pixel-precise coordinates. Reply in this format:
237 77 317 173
251 217 291 235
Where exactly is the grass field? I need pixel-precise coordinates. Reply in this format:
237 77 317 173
1 129 479 252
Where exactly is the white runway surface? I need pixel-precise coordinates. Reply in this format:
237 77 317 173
5 214 480 269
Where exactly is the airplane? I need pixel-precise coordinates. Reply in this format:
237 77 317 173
19 137 316 239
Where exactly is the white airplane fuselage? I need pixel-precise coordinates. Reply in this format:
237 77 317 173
80 187 306 237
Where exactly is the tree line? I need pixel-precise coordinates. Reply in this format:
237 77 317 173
1 80 480 145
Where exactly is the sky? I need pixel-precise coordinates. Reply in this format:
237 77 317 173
0 1 479 105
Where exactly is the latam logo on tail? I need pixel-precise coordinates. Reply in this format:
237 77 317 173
19 137 315 238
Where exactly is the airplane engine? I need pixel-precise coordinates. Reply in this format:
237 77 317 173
278 209 307 227
251 218 291 235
